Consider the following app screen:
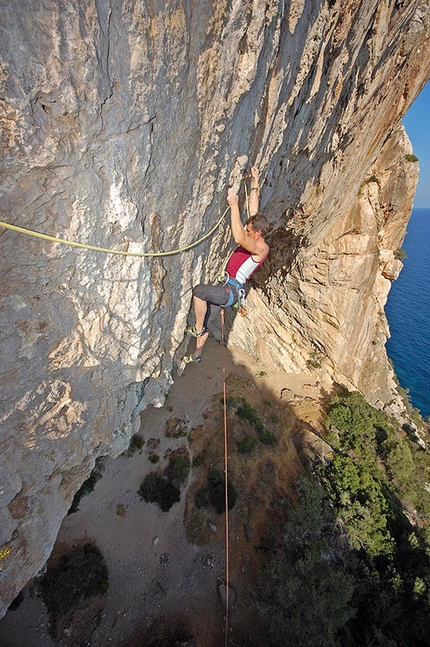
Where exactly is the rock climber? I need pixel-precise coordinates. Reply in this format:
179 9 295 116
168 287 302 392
184 166 270 364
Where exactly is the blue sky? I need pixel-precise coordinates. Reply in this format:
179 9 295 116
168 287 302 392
402 80 430 208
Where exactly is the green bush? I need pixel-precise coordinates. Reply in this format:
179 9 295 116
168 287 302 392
325 389 392 467
138 472 180 512
253 389 430 647
193 452 206 467
320 387 430 642
236 399 260 426
126 434 144 455
323 453 394 557
254 476 355 647
257 427 278 446
166 455 190 485
394 248 407 261
148 453 159 464
237 435 258 454
366 174 379 183
220 395 238 408
40 543 109 622
195 484 210 509
405 153 418 162
306 350 322 369
195 468 237 514
236 399 278 446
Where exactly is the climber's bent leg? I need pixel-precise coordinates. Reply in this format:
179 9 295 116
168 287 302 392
185 283 237 361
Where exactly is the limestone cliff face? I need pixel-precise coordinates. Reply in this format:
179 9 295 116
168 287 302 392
231 125 419 409
0 0 429 614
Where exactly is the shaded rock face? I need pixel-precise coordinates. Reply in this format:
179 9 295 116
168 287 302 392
0 0 429 613
231 125 418 408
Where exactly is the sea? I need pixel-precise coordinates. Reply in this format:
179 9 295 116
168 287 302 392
385 208 430 419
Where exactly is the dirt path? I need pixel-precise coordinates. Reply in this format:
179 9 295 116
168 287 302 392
0 338 328 647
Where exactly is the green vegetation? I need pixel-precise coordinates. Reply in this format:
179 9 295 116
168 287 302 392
125 434 144 455
192 451 206 467
220 395 238 408
394 248 407 261
237 435 258 454
138 472 180 512
40 543 109 623
68 459 105 514
366 174 379 183
323 387 430 516
253 388 430 646
306 350 322 369
195 468 237 514
166 455 190 485
148 453 159 464
405 153 418 162
321 389 430 644
165 417 188 438
254 476 355 647
358 174 380 197
138 452 190 512
236 399 277 446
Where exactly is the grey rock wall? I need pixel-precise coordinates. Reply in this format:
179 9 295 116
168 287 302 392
231 125 418 409
0 0 429 614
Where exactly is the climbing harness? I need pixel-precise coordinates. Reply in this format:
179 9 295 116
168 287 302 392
218 271 247 316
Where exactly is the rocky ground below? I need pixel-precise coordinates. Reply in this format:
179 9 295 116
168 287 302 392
0 338 330 647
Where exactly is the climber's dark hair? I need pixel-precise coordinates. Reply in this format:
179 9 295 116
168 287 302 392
247 213 270 238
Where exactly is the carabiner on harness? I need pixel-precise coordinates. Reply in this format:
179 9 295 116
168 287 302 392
235 287 247 316
218 271 229 286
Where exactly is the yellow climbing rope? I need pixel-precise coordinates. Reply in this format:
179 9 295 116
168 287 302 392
0 205 230 258
0 169 258 258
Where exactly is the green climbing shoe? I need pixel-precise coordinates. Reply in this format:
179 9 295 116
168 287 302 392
183 354 202 364
185 325 208 338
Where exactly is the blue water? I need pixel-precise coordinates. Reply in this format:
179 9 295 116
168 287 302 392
385 208 430 419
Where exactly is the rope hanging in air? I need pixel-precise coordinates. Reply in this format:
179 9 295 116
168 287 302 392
0 205 230 258
0 157 258 258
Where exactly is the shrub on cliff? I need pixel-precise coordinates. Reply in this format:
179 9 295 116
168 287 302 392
235 399 277 446
195 468 237 514
138 472 180 512
166 455 190 485
68 459 105 514
320 387 430 645
254 475 355 647
125 434 145 456
40 543 109 623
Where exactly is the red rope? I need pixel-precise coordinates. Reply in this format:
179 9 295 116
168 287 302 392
220 308 230 646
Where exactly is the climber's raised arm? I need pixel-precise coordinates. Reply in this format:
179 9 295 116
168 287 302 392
227 187 269 261
249 166 260 216
227 188 246 245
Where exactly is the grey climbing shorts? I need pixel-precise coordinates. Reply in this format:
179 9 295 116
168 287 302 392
192 282 238 329
193 282 237 307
